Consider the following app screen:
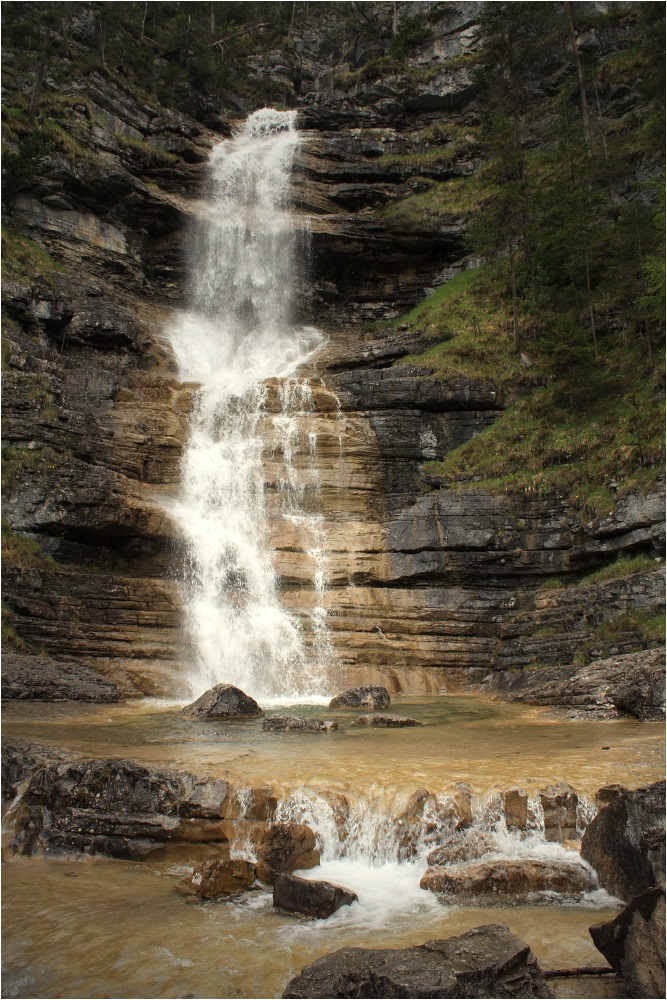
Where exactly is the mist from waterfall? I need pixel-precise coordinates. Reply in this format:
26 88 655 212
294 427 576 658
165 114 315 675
166 109 329 700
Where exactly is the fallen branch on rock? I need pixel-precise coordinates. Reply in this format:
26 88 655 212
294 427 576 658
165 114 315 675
543 966 616 978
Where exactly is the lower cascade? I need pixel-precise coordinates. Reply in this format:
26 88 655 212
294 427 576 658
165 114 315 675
165 109 330 701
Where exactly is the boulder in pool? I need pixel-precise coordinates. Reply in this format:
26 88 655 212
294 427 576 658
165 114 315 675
350 713 421 727
263 716 338 732
177 857 256 898
282 923 554 998
421 858 595 900
181 684 263 720
328 685 390 710
273 873 357 918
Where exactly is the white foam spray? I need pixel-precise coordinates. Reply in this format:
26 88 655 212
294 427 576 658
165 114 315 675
166 109 329 699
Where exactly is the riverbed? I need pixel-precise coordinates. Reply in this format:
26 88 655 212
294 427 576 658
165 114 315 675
2 694 663 998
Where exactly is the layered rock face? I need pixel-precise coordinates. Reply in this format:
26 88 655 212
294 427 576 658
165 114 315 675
2 2 664 702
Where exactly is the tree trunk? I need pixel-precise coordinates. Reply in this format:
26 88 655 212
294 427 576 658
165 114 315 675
584 249 598 357
564 1 593 156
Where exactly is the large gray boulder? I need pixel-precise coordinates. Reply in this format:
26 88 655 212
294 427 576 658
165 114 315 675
273 873 357 918
581 781 665 901
328 685 390 710
590 887 665 998
282 924 554 998
181 683 263 720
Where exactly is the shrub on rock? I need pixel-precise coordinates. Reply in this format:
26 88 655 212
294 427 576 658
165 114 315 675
181 684 263 720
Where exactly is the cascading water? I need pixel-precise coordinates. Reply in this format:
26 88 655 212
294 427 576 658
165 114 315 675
166 109 329 700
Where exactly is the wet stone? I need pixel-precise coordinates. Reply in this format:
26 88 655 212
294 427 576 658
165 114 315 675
328 685 390 710
181 684 264 720
427 830 501 867
253 823 320 885
273 873 357 918
350 713 422 727
177 857 256 898
420 858 595 901
262 716 338 732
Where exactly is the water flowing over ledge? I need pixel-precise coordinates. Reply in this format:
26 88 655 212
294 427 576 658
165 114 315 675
164 109 331 700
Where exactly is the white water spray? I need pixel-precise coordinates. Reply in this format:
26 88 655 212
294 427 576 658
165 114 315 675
166 109 329 699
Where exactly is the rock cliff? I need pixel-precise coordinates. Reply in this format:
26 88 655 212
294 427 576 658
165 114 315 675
2 2 664 703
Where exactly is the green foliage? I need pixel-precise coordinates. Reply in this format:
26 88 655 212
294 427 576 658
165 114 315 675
1 225 65 282
1 518 55 573
389 14 432 60
580 554 661 586
2 446 65 490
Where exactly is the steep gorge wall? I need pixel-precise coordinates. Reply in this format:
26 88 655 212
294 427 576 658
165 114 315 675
2 2 664 700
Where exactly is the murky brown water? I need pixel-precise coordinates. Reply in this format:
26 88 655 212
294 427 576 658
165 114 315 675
2 694 663 798
2 695 662 998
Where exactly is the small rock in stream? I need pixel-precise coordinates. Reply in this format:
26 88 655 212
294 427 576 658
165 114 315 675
328 685 390 710
427 829 501 867
181 684 263 720
273 873 357 918
253 823 320 885
177 857 256 898
262 716 338 732
350 713 421 727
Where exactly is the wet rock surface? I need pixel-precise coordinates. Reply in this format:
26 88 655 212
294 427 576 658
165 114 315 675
494 649 666 721
426 830 501 867
273 873 358 919
590 887 666 999
420 858 595 901
177 857 256 898
581 780 666 902
10 756 234 859
350 713 422 727
282 923 554 998
539 783 579 843
262 716 338 732
1 737 77 801
181 684 264 720
329 685 390 710
2 653 121 703
254 823 320 886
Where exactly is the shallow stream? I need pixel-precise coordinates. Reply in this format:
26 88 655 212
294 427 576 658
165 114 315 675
2 695 663 998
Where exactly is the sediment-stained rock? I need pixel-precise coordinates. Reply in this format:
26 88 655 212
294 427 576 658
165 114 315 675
426 830 501 867
177 857 257 898
282 924 554 998
254 823 320 885
539 783 579 843
420 858 595 900
273 873 357 918
1 737 77 801
181 684 264 720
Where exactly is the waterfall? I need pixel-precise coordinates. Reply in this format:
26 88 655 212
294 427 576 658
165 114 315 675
166 109 329 701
